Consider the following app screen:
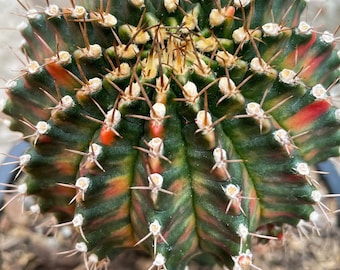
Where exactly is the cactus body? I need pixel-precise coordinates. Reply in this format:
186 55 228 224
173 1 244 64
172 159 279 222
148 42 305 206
2 0 340 269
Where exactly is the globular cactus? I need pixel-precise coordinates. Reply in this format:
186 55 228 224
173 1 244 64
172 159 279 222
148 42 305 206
1 0 340 269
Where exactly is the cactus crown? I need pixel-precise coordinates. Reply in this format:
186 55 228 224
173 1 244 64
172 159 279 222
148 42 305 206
1 0 340 269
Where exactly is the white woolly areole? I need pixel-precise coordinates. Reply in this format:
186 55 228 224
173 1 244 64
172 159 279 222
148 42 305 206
164 0 179 13
89 143 102 158
321 31 335 44
45 4 60 17
16 161 30 177
82 77 103 94
36 121 50 135
105 109 121 128
156 74 170 93
57 51 72 65
195 36 218 52
61 95 75 109
18 183 28 194
75 242 88 253
216 51 238 68
295 162 310 176
149 220 161 235
297 21 312 35
106 63 131 81
19 154 31 166
209 8 226 27
279 69 299 85
120 24 150 44
116 44 139 59
246 102 263 117
133 27 150 44
98 13 117 27
149 137 164 156
72 214 84 227
196 110 213 131
273 129 290 145
84 44 103 59
311 190 322 203
218 77 237 96
232 27 249 44
183 81 198 103
250 57 272 74
153 253 166 266
75 177 90 191
72 6 87 19
130 0 145 8
213 147 227 166
149 173 164 189
194 59 211 76
234 0 252 8
151 103 166 121
262 23 281 37
181 13 198 33
311 84 328 99
223 183 240 197
237 224 249 240
27 61 41 74
123 82 141 101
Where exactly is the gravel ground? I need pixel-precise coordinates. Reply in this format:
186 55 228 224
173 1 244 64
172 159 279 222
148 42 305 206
0 1 340 270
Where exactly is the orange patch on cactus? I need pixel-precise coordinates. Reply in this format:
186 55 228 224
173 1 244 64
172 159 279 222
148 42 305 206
168 178 186 194
285 32 317 68
175 218 197 245
100 127 116 145
104 177 130 199
262 209 300 220
110 224 135 246
149 122 164 138
45 63 80 90
36 134 53 144
56 161 78 176
285 100 330 131
225 6 235 17
299 51 333 81
43 184 78 206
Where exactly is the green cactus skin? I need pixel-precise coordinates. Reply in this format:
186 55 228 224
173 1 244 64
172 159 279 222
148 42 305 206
1 0 340 269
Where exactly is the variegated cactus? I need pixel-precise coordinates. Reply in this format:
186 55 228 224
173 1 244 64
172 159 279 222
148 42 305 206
1 0 340 269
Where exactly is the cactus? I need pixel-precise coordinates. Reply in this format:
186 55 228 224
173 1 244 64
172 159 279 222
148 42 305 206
1 0 340 269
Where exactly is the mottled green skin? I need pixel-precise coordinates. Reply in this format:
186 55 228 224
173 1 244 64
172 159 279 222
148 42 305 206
3 0 340 269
